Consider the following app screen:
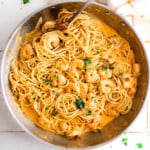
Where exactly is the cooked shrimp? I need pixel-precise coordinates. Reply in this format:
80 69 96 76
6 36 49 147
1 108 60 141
50 74 66 87
65 83 80 95
41 21 55 33
79 82 88 98
132 64 140 76
104 103 119 117
98 68 113 79
56 60 69 71
68 71 79 80
59 121 71 132
85 68 100 83
69 59 84 71
39 31 60 50
86 93 96 107
99 79 116 93
20 43 34 61
122 74 137 88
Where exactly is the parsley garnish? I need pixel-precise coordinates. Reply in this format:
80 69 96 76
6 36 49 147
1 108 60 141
122 138 128 146
23 0 30 4
100 83 102 88
91 96 95 99
119 72 123 76
136 143 143 149
45 79 50 83
56 75 59 80
83 58 92 68
109 64 115 69
45 107 48 110
75 99 85 109
102 66 108 71
33 97 36 101
96 129 102 133
96 49 99 52
108 43 113 46
51 112 56 116
32 91 35 94
86 110 92 115
64 83 67 86
88 25 92 28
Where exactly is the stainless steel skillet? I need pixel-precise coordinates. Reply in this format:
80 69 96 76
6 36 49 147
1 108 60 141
0 0 149 149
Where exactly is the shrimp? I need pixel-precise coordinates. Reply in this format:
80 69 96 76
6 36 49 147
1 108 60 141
98 68 113 79
65 83 80 95
122 74 137 88
86 93 96 107
41 21 55 33
69 59 84 71
132 64 140 76
59 121 71 132
79 82 88 98
68 71 80 80
85 68 100 83
99 79 116 93
20 43 34 61
56 60 69 71
50 74 66 87
39 31 60 50
104 103 119 117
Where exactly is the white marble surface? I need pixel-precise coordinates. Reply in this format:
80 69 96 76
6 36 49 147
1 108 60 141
0 0 149 150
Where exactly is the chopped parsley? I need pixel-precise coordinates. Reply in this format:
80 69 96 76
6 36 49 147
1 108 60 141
75 99 85 109
122 138 128 146
100 83 103 88
51 112 56 116
96 88 98 92
108 43 113 46
102 66 108 71
119 72 124 76
56 75 59 80
45 107 48 110
96 49 99 52
91 96 95 99
32 91 35 94
45 79 50 83
109 64 115 69
83 58 92 68
33 97 36 101
136 143 143 149
66 137 69 140
23 0 30 4
88 25 92 28
37 96 41 99
96 129 102 133
86 110 92 115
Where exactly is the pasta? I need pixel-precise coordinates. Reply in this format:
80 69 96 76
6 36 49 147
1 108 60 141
9 9 140 136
